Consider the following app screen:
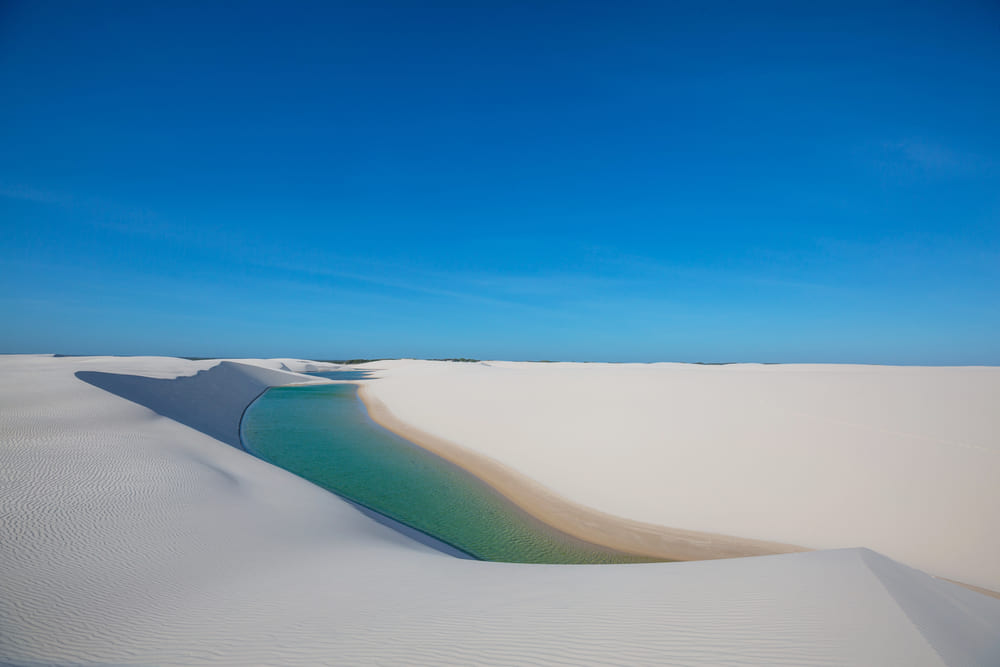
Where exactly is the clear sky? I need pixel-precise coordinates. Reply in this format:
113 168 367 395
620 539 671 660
1 1 998 363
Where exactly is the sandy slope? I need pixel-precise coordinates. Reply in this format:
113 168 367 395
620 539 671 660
360 360 1000 592
1 355 999 666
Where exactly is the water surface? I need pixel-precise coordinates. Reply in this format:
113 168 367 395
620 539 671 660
241 383 659 564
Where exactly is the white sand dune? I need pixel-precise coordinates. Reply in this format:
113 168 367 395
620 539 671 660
1 355 998 666
360 360 1000 592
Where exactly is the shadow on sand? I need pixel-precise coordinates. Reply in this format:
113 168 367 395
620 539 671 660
75 363 267 449
75 364 474 560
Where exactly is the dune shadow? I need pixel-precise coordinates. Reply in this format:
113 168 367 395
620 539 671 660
75 364 266 449
75 366 473 560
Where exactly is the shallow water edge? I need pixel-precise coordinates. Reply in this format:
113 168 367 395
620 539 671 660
240 382 660 564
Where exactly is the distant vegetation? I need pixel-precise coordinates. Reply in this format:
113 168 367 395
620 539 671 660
165 357 781 365
690 361 783 365
319 358 480 364
320 359 383 365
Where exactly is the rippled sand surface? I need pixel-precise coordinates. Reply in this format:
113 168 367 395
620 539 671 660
2 355 998 666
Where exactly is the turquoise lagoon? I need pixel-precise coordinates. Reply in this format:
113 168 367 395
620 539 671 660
240 381 658 564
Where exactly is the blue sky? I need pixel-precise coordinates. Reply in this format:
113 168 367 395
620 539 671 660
1 1 998 362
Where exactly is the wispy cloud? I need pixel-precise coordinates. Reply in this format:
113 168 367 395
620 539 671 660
890 140 960 170
0 182 201 241
0 182 849 318
257 259 551 311
0 184 74 206
874 139 993 176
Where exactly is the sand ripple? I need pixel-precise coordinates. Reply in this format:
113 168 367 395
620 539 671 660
1 356 998 665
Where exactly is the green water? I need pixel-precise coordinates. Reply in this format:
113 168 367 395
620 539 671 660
240 383 659 564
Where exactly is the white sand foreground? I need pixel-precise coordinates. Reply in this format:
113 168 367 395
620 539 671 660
1 355 999 666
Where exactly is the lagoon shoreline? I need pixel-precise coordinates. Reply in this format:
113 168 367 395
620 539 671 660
356 359 1000 594
357 383 807 562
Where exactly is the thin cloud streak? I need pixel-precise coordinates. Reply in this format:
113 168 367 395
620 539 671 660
870 139 995 178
